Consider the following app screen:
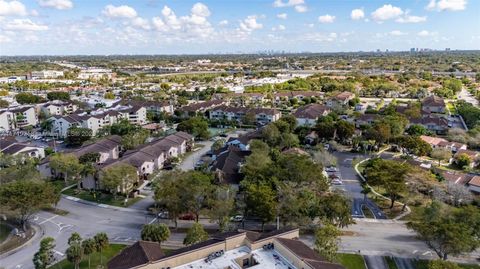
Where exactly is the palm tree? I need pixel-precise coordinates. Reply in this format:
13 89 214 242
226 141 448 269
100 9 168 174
94 233 109 267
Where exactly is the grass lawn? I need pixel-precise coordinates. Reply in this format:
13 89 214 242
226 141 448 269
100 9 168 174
62 189 142 208
50 244 125 269
337 253 366 269
413 260 480 269
0 223 12 243
385 257 399 269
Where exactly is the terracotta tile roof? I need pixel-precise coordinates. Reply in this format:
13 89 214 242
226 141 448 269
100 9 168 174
107 241 164 269
420 135 448 146
293 104 330 119
422 95 445 107
468 176 480 187
275 238 345 269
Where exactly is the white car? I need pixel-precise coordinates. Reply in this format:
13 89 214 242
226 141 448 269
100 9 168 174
325 167 338 172
230 215 244 222
331 179 343 185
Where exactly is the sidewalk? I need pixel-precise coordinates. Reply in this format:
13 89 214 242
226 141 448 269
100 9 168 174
62 194 150 214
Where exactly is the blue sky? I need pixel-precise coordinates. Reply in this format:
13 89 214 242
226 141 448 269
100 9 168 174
0 0 479 55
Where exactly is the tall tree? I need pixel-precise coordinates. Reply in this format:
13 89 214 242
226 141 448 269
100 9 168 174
183 223 209 246
33 237 56 269
94 233 109 266
100 163 138 200
207 186 235 232
0 180 58 230
49 153 84 186
66 243 83 269
243 181 277 230
154 171 183 228
364 158 410 208
314 223 341 262
431 148 452 166
82 238 96 269
141 223 171 246
407 202 480 260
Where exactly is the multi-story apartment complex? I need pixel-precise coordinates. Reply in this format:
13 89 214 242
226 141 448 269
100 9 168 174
41 100 79 116
49 104 147 138
209 105 281 125
0 106 38 132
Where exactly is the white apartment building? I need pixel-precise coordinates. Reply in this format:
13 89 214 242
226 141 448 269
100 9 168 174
0 106 38 132
78 68 114 80
41 101 78 116
49 105 147 138
31 70 64 79
209 105 281 124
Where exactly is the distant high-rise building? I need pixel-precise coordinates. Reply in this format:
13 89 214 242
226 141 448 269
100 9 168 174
445 48 451 51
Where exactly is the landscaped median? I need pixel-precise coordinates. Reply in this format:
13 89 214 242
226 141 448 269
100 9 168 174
48 244 126 269
62 188 142 208
354 157 411 220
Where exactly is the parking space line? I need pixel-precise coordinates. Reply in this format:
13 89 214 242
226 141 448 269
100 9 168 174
38 215 57 225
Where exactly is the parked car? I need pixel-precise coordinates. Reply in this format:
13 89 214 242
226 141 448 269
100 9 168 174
331 179 343 185
157 211 169 219
179 213 195 221
325 166 337 172
230 215 244 222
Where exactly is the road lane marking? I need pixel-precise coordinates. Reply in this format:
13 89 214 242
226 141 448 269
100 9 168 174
148 217 158 224
38 215 57 225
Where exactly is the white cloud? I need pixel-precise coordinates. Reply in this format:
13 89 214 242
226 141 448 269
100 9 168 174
273 0 304 8
303 32 338 42
0 0 27 16
272 24 286 31
426 0 467 11
306 23 314 28
417 30 437 36
294 5 307 13
130 17 150 30
277 13 287 19
219 20 228 26
191 2 210 17
239 15 263 32
350 9 364 20
390 30 407 36
102 5 137 19
318 14 335 23
396 14 427 23
0 34 12 43
37 0 73 10
151 3 214 39
3 19 48 31
371 4 403 21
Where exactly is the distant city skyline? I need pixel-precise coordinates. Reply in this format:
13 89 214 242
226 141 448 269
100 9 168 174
0 0 479 55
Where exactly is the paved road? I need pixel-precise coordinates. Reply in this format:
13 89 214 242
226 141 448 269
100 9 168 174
364 256 388 269
394 257 415 269
332 151 387 219
458 88 479 106
178 140 213 171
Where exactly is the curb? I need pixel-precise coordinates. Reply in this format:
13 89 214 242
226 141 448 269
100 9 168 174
62 195 150 214
0 223 43 259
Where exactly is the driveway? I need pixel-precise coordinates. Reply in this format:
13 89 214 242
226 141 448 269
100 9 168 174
178 140 213 171
364 256 388 269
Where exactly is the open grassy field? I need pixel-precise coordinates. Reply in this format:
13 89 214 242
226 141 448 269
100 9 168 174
337 253 367 269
